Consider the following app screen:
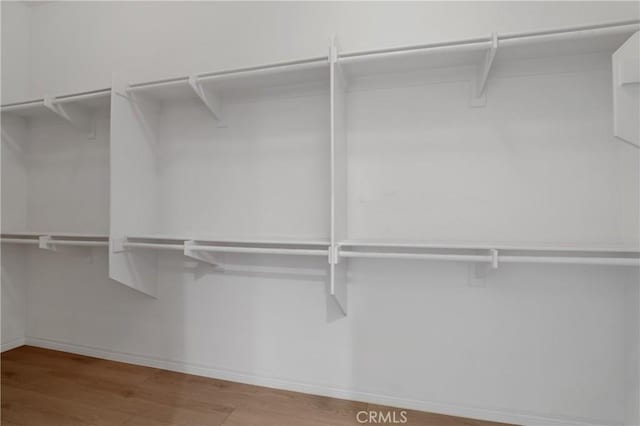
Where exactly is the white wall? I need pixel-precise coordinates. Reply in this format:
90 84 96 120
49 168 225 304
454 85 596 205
1 1 30 350
2 2 640 425
1 1 30 103
26 1 640 96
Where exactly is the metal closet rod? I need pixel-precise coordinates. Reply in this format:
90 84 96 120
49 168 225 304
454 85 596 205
0 238 108 247
339 20 640 60
126 57 328 93
340 251 639 266
123 241 329 256
1 88 111 111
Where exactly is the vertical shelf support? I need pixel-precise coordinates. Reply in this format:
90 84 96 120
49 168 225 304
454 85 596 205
184 240 219 266
613 31 640 147
330 36 348 317
188 75 225 124
44 95 96 139
470 33 498 107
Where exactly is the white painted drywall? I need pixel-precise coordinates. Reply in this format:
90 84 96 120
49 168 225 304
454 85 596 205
1 0 30 351
2 2 640 425
1 1 30 104
25 1 640 96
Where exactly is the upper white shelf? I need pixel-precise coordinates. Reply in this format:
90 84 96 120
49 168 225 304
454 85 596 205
125 57 329 104
339 21 640 79
1 89 111 118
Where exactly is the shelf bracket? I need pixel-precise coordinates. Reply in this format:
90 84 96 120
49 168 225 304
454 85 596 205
184 240 219 266
38 235 94 261
468 249 499 287
470 33 498 107
330 37 348 90
619 57 640 86
328 245 339 265
44 95 96 139
111 238 128 253
188 75 225 125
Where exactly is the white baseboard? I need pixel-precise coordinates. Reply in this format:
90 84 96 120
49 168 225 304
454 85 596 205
1 336 26 352
24 337 611 426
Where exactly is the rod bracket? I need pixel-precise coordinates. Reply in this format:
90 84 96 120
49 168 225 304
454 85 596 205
44 95 96 139
328 245 340 265
184 240 219 266
38 235 54 251
111 238 128 253
470 33 498 107
469 249 499 287
188 75 225 126
38 235 94 261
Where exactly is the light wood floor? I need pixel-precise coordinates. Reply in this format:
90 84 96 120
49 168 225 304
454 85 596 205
1 346 511 426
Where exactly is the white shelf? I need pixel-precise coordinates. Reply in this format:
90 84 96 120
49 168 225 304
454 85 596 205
339 240 640 266
339 21 640 80
0 89 111 118
128 234 329 247
125 57 329 104
339 240 640 253
0 233 109 248
122 235 330 257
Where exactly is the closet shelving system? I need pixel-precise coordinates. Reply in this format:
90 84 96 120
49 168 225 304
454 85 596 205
1 88 111 255
2 20 639 315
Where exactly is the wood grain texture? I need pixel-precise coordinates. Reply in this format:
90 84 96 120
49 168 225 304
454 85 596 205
1 346 512 426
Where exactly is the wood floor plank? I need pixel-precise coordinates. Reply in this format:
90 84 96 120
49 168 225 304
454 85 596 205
1 346 512 426
1 385 130 426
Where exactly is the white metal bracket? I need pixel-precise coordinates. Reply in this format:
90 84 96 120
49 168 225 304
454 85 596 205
184 240 218 266
328 245 340 265
111 238 128 253
619 57 640 86
470 33 498 107
38 235 94 261
188 75 225 125
38 235 54 251
44 95 96 139
468 249 499 287
330 37 348 90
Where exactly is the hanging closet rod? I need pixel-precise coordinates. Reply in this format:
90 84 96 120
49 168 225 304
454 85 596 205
1 100 44 112
1 89 110 111
340 251 639 266
340 251 491 262
339 20 640 62
1 238 107 247
187 244 328 257
126 57 328 93
46 240 109 247
123 241 328 256
53 88 111 104
0 238 38 244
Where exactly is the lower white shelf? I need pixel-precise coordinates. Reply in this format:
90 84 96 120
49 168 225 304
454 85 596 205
120 235 330 257
339 241 640 267
1 233 109 248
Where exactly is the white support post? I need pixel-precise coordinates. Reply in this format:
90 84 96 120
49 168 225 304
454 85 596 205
330 35 348 317
43 95 96 139
188 75 225 124
184 240 219 266
470 33 498 107
469 249 499 287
